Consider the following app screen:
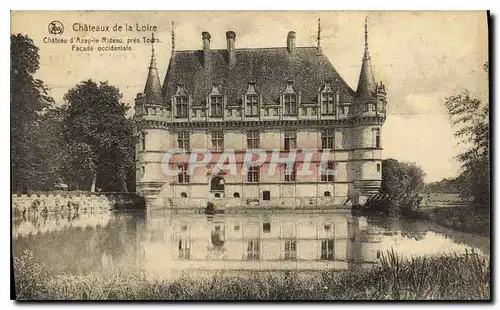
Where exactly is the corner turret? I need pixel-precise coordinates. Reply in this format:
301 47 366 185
349 17 386 206
134 32 170 206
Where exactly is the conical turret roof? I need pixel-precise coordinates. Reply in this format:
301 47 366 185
144 33 162 105
356 17 376 99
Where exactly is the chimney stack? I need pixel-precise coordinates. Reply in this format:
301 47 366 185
287 31 296 53
202 31 211 68
226 31 236 67
202 31 211 51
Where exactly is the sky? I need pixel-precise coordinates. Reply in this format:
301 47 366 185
11 11 489 182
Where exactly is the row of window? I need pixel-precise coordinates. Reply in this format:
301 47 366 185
146 103 359 118
178 221 332 234
140 129 381 151
174 162 337 184
142 161 381 183
141 130 379 151
246 162 336 183
172 94 352 118
178 191 333 198
178 239 335 261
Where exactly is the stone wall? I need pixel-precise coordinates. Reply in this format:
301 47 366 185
12 192 144 216
155 196 349 210
12 191 351 213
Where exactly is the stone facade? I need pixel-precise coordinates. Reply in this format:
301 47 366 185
134 20 387 209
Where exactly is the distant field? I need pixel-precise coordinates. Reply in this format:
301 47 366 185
421 193 467 208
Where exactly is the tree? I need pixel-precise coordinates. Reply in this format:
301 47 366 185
381 159 425 199
406 163 425 195
372 158 425 216
30 107 72 190
444 64 489 209
63 80 133 192
424 177 461 194
93 117 135 192
11 34 54 193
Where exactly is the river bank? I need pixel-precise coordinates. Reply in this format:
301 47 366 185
357 192 490 237
13 249 490 301
415 205 490 237
12 192 145 216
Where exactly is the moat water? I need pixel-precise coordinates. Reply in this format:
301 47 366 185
12 209 490 280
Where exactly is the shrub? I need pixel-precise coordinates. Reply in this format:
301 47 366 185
363 159 425 216
13 250 52 300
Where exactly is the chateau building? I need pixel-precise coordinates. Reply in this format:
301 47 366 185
134 19 387 208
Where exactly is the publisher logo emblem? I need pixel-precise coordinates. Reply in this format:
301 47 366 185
48 21 64 35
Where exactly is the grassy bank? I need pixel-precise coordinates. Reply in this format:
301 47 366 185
416 206 490 236
13 249 490 301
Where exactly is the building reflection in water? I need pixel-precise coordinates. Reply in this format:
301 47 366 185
13 210 487 280
139 212 382 277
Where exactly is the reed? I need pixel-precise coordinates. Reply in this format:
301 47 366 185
13 249 490 301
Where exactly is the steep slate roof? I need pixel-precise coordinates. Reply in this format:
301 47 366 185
356 18 377 100
144 54 163 105
161 47 355 108
356 52 376 99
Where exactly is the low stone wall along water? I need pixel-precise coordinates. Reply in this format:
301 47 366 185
12 192 145 216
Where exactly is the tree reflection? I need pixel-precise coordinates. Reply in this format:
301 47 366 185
13 211 144 276
364 215 427 241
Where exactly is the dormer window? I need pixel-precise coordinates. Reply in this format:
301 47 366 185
320 79 337 115
208 83 224 118
284 94 297 116
175 97 188 118
246 95 259 116
244 81 260 116
210 96 223 117
322 93 335 115
282 80 299 116
174 84 189 118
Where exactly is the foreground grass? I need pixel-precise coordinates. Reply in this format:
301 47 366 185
14 250 490 301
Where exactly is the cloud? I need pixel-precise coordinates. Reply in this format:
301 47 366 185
389 92 449 117
382 114 467 182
